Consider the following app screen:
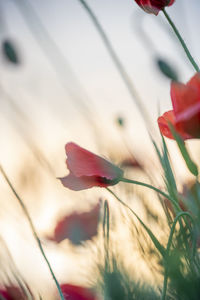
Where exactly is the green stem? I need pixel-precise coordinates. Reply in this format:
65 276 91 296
0 165 65 300
106 188 165 257
163 9 200 72
103 200 110 246
103 200 110 271
161 212 194 300
121 177 180 212
77 0 155 133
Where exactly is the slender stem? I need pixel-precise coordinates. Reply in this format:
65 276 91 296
103 200 110 247
163 9 200 72
12 0 103 151
0 165 65 300
103 200 110 272
121 177 181 212
161 212 194 300
106 188 165 257
77 0 155 133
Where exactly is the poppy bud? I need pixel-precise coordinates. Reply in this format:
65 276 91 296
134 0 175 15
2 39 20 64
156 58 179 81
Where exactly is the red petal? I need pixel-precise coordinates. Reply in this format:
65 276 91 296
171 77 200 138
188 72 200 95
134 0 175 15
0 286 27 300
65 143 123 180
168 0 175 6
59 173 114 191
170 81 199 116
60 284 97 300
0 289 11 300
157 110 176 139
134 0 159 14
53 203 100 244
157 110 192 140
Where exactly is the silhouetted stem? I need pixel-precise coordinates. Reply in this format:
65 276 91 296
163 9 200 72
121 177 180 212
103 200 110 272
78 0 155 133
0 165 65 300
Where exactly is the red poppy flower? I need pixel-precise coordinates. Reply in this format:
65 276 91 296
0 286 27 300
60 284 97 300
59 143 124 191
50 203 100 244
120 157 142 170
134 0 175 15
158 73 200 140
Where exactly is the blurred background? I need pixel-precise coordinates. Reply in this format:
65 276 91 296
0 0 200 298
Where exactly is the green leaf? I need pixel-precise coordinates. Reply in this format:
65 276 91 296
151 136 178 201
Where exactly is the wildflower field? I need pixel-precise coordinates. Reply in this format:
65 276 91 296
1 0 200 299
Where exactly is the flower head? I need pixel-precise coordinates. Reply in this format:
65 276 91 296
61 284 97 300
0 286 27 300
59 142 123 191
158 73 200 140
50 202 100 244
134 0 175 15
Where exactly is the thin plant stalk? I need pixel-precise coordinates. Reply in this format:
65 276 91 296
77 0 155 134
121 177 194 245
163 9 200 72
12 0 102 150
103 200 110 250
0 83 55 176
0 165 65 300
161 212 195 300
120 177 181 212
106 187 165 257
103 200 110 272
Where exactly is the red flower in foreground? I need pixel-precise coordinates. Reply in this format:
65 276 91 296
59 143 124 191
61 284 97 300
50 203 100 244
134 0 175 15
158 73 200 140
0 286 27 300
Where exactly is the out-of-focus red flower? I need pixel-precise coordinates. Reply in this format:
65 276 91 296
164 180 198 217
120 157 142 170
61 284 97 300
50 203 100 244
164 180 200 248
164 197 186 218
134 0 175 15
59 143 124 191
0 286 27 300
158 73 200 140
